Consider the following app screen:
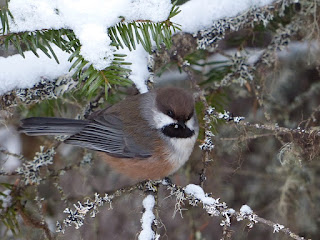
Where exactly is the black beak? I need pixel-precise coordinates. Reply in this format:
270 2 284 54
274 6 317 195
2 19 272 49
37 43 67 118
178 120 186 129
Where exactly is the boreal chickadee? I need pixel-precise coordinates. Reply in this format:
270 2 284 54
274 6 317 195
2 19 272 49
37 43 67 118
19 87 199 180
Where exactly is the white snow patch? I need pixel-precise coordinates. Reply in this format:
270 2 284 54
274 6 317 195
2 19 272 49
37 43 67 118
8 0 64 32
240 204 253 214
185 184 215 205
173 0 275 33
118 45 150 93
0 45 73 95
78 24 114 70
138 195 156 240
125 0 172 22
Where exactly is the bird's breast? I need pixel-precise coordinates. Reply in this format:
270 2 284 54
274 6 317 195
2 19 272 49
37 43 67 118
166 133 198 174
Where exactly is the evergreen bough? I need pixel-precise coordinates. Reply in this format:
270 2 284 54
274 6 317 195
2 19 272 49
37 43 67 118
0 0 181 98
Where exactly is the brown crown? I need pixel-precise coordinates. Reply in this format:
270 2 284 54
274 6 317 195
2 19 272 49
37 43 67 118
155 87 194 122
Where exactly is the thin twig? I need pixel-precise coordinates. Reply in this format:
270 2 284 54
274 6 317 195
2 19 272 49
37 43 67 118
222 224 233 240
255 216 309 240
239 121 320 137
166 182 306 240
305 104 320 128
12 180 54 240
177 56 212 188
0 147 25 160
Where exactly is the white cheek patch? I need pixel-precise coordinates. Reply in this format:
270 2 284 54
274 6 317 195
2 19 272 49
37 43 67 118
152 110 175 129
186 116 196 131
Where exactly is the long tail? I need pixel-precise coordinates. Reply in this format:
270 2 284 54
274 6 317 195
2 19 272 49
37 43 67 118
19 117 88 136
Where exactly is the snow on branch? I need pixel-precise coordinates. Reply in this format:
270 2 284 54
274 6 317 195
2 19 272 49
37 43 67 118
0 0 180 96
0 74 77 109
0 0 300 100
138 195 159 240
54 180 306 239
55 180 161 233
6 0 172 70
194 0 298 50
168 183 306 240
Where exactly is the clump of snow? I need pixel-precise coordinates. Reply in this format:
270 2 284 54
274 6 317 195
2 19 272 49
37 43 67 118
173 0 275 33
0 45 73 95
56 0 127 30
139 195 156 240
240 204 253 214
125 0 172 22
78 24 114 70
118 45 150 93
227 208 236 215
237 204 258 228
8 0 63 32
185 184 215 205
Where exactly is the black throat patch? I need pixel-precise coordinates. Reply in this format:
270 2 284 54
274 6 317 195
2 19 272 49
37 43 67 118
161 124 194 138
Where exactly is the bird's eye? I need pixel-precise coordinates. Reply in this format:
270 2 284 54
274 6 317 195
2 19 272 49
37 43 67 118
167 110 174 117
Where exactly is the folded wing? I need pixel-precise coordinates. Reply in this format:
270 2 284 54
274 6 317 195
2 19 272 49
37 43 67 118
19 115 151 159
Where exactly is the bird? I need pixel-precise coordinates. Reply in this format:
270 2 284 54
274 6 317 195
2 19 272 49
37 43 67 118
19 87 199 180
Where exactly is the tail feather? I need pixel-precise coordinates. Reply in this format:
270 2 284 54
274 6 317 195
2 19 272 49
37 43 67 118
19 117 88 136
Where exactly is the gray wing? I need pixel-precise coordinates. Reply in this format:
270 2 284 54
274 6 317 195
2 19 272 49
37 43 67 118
65 114 152 158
